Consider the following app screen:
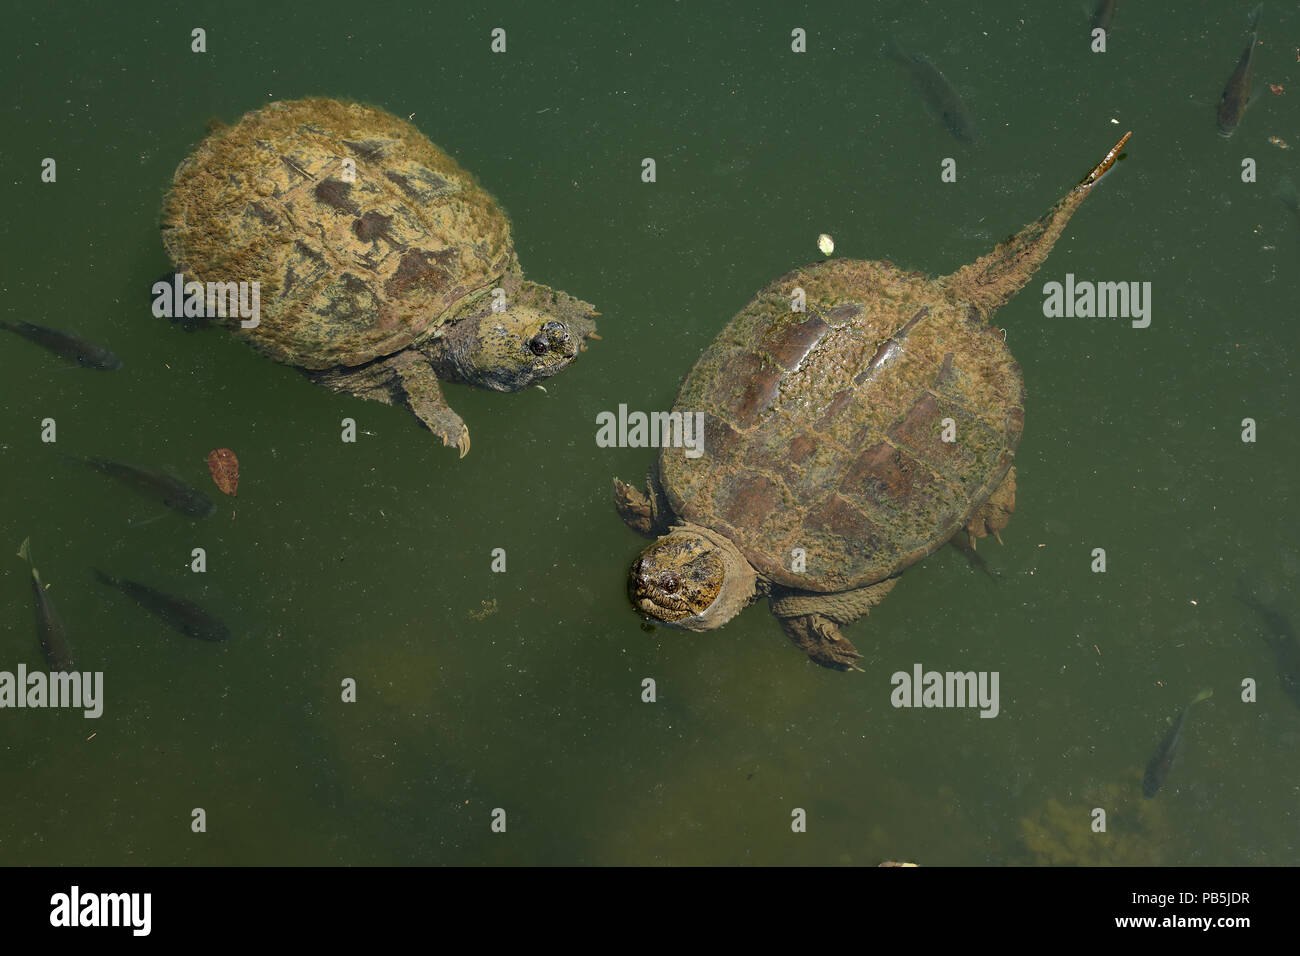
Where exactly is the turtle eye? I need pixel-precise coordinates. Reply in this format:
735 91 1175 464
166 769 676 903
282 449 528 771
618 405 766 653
658 572 681 594
529 335 550 356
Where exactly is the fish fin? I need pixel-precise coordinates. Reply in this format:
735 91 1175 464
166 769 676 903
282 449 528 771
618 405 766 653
128 512 168 528
16 537 43 586
1192 688 1214 704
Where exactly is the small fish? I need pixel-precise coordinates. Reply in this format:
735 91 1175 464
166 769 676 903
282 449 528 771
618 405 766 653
1142 688 1212 798
1 319 122 370
67 456 215 518
885 38 979 144
1217 4 1262 137
1235 578 1300 709
1091 0 1117 33
1278 179 1300 228
94 570 231 642
16 538 75 671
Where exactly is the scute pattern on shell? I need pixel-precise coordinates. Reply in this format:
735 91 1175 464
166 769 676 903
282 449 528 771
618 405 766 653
660 258 1024 593
160 99 516 368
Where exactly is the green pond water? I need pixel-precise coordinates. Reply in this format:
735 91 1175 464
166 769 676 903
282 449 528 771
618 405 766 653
1 0 1296 865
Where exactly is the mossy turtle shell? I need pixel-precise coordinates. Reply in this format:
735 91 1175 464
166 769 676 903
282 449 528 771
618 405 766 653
160 98 516 369
659 258 1023 593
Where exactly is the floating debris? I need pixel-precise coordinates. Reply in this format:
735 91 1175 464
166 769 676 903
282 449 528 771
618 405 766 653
468 599 498 622
206 448 239 497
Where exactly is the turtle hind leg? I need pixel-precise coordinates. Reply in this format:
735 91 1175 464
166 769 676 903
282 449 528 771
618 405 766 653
613 461 672 537
308 351 469 457
779 614 865 671
963 465 1016 549
771 578 899 672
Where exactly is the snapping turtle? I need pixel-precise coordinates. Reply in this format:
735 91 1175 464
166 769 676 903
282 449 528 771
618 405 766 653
161 98 598 456
615 132 1131 670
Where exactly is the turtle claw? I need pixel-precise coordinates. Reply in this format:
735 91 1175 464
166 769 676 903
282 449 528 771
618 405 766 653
963 467 1015 546
614 478 656 535
435 419 470 457
780 613 864 672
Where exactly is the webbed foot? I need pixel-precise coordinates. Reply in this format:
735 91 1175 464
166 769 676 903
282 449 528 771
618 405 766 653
965 465 1016 547
614 478 656 535
771 578 898 672
308 350 469 457
780 614 864 671
613 462 672 537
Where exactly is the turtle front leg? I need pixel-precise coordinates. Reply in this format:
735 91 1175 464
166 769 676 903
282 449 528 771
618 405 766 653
613 461 673 537
391 352 470 457
962 465 1016 549
771 578 899 672
307 350 469 457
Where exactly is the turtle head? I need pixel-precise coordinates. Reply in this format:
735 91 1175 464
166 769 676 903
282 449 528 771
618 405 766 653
467 306 583 391
430 281 599 392
628 525 758 631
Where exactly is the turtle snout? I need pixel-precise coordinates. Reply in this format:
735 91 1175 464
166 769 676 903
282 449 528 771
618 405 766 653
629 560 680 601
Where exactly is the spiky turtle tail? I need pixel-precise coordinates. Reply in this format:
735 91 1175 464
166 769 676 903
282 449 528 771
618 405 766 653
945 131 1131 319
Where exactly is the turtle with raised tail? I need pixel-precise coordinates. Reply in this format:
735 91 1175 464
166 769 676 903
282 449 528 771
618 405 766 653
161 98 599 456
615 132 1131 670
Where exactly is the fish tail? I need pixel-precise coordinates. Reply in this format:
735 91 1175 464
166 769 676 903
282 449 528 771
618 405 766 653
93 568 117 588
882 35 908 64
16 537 42 585
1192 688 1214 705
1247 3 1262 33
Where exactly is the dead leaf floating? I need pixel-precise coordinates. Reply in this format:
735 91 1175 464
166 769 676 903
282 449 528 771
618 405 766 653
206 448 239 497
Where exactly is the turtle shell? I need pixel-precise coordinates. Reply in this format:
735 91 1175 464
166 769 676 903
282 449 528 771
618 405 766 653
160 98 516 369
659 258 1024 593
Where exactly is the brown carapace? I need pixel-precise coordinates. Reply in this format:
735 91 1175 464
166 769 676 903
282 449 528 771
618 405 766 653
160 98 599 457
616 131 1133 671
206 448 239 497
